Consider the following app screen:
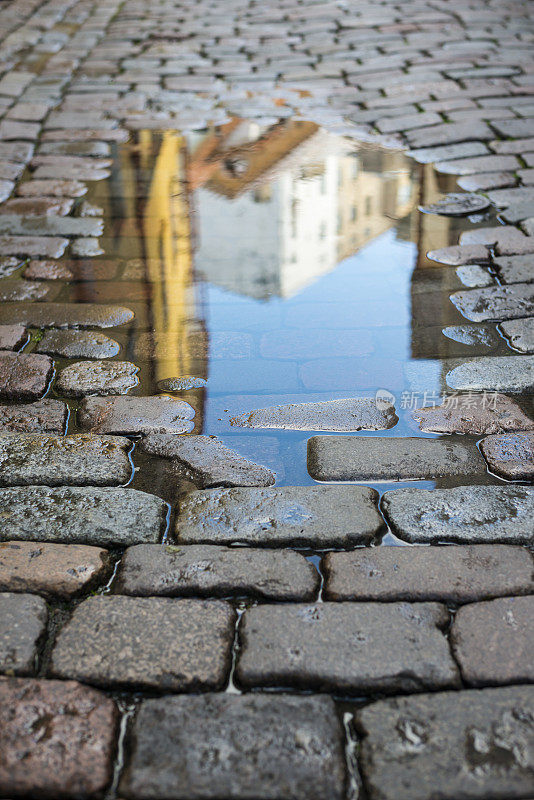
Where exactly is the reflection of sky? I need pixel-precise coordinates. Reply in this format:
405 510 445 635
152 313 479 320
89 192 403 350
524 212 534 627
202 225 445 468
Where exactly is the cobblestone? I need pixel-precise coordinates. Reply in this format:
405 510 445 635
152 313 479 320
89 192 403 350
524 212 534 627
451 595 534 686
0 433 132 486
120 694 346 800
0 323 26 349
0 0 532 793
0 350 53 399
237 602 459 694
175 486 384 547
308 435 485 481
412 392 534 434
447 354 534 392
0 398 66 432
79 395 195 435
500 317 534 352
0 301 134 327
324 545 534 604
357 686 534 800
142 434 276 488
480 430 534 479
56 359 139 396
0 677 118 799
0 540 110 597
0 593 47 675
0 486 166 545
115 543 319 601
382 485 534 544
51 596 235 691
230 397 397 431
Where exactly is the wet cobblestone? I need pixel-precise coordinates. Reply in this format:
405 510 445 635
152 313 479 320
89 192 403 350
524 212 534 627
0 0 532 794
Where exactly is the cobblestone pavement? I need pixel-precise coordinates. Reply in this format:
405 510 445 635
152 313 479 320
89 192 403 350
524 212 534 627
0 0 534 798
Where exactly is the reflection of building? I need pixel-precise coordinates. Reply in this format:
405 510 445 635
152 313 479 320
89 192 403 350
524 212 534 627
336 151 413 260
188 120 419 300
88 130 208 415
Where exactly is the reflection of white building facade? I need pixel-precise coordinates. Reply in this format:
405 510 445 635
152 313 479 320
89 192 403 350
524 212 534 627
194 126 346 300
192 121 416 301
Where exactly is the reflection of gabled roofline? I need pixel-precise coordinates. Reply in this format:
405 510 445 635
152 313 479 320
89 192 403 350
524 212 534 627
189 119 321 197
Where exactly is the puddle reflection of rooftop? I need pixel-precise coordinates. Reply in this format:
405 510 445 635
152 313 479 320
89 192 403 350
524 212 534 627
188 119 417 300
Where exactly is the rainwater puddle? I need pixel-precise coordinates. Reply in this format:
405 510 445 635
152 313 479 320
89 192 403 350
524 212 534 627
27 118 515 496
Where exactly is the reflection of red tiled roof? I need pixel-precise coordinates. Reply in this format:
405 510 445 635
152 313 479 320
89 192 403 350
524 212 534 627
187 120 319 197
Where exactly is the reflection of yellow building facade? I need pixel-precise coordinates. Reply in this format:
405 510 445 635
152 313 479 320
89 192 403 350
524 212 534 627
336 150 414 261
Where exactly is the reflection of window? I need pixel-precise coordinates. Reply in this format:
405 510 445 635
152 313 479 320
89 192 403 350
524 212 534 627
364 227 371 237
320 175 326 194
291 253 297 263
351 235 357 249
365 197 372 215
351 157 359 178
351 205 357 221
319 222 326 239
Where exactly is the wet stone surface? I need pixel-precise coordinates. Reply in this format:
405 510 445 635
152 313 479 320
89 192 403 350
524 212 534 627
0 324 26 350
0 301 134 328
382 485 534 544
0 677 118 799
0 486 166 546
447 355 534 392
356 686 534 800
0 351 53 400
0 541 110 598
442 324 501 349
494 254 534 284
450 283 534 322
307 436 485 481
115 544 319 601
157 376 207 391
0 398 67 433
119 694 346 800
500 318 534 353
0 433 132 486
0 279 33 308
51 596 236 691
230 397 397 431
419 193 490 216
451 595 534 686
480 431 534 480
0 593 47 676
56 360 139 396
176 486 384 548
35 329 121 359
142 434 276 488
412 393 534 435
324 545 534 604
237 602 459 695
79 395 195 435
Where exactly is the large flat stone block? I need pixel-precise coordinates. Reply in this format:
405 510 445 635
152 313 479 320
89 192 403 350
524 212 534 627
115 544 319 601
236 601 460 694
0 486 166 545
382 485 534 544
175 486 384 547
307 436 485 481
324 545 534 603
51 596 235 691
119 694 346 800
0 677 118 799
0 433 132 486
